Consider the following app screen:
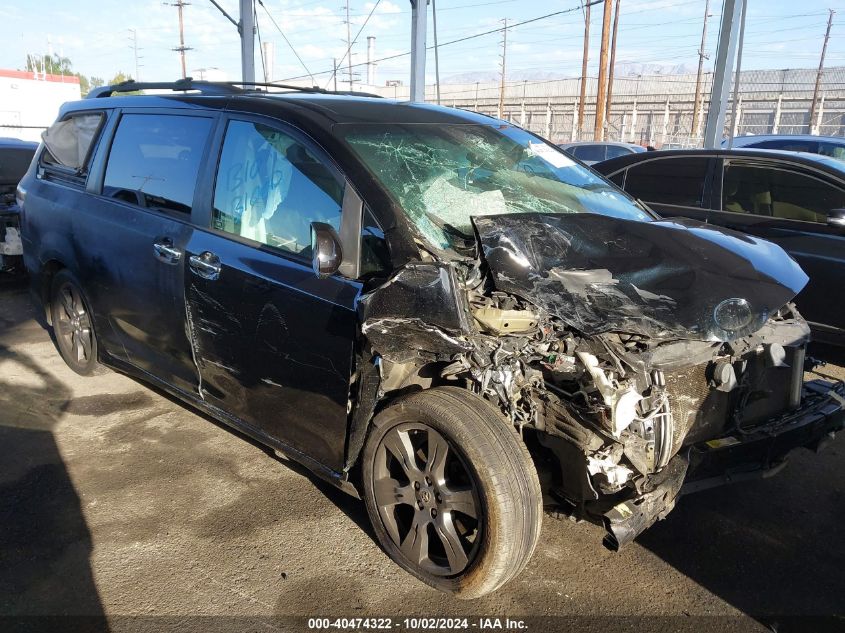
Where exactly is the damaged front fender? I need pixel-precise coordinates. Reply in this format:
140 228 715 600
357 263 475 363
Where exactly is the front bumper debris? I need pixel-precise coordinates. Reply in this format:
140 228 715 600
602 379 845 549
682 379 845 494
1 209 23 271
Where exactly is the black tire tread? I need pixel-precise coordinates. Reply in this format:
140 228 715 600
363 386 542 599
49 270 107 376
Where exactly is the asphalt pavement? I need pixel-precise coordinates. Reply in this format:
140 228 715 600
1 276 843 633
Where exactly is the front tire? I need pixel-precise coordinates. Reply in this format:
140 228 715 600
49 270 104 376
362 387 542 598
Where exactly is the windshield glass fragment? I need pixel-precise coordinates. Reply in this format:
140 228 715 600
340 123 650 255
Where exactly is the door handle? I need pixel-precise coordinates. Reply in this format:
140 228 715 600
189 252 222 281
153 239 182 264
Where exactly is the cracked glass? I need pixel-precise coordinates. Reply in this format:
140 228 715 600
340 123 649 255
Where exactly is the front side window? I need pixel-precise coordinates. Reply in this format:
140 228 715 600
340 123 648 256
103 114 211 213
723 162 845 223
212 120 344 257
624 157 710 208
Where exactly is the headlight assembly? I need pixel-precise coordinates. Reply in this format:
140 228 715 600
714 298 754 332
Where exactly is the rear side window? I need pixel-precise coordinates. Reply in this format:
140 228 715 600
604 145 632 160
624 157 710 208
750 139 817 153
39 112 104 183
103 114 211 214
572 145 606 162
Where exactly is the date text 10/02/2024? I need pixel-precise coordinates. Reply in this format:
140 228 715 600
307 617 528 630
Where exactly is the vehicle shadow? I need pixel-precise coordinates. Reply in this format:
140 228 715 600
636 453 844 631
809 341 845 367
131 377 376 542
0 343 109 631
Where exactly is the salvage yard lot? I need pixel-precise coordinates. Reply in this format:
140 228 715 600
1 278 843 631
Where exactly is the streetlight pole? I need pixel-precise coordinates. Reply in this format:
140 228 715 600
409 0 428 102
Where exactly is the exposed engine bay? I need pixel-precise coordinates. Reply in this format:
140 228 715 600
355 212 842 549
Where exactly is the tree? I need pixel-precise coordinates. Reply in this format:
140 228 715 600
21 54 128 97
108 71 134 85
25 53 72 76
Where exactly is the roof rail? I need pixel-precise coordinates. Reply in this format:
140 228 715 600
87 78 383 99
86 78 243 99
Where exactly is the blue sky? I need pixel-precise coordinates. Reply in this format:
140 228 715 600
2 0 845 86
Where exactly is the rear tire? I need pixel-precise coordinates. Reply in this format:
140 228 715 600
362 386 542 598
49 270 105 376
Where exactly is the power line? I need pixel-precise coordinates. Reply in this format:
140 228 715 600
279 0 606 82
256 0 315 84
329 0 383 90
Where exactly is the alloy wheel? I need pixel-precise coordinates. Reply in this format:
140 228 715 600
372 422 482 577
54 282 94 365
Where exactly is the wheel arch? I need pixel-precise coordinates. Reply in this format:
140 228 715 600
39 258 67 326
343 358 470 486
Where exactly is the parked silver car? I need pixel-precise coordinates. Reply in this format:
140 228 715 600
724 134 845 159
557 141 646 165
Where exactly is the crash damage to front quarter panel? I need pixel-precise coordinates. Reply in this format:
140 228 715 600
473 213 809 342
354 211 842 552
357 262 475 364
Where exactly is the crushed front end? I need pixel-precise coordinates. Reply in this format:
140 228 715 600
356 212 845 551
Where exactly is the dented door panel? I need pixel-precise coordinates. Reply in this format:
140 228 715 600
184 229 361 470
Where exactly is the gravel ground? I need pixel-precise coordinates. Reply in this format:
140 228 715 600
1 277 843 633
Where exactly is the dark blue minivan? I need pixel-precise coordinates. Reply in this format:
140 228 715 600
17 79 845 598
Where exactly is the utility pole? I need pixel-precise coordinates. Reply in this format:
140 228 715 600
594 0 613 140
703 0 744 148
432 0 441 104
206 0 253 82
604 0 621 139
333 58 338 91
168 0 192 79
498 19 508 119
410 0 428 103
128 28 142 81
577 1 591 139
239 0 255 82
809 9 835 133
344 3 353 90
691 0 711 137
409 0 428 101
726 0 747 148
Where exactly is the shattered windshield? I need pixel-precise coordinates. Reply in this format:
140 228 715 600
339 123 650 255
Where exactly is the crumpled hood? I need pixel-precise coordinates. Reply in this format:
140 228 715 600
472 213 809 341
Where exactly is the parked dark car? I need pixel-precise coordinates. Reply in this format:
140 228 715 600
18 80 845 597
594 148 845 349
0 138 38 272
724 134 845 160
557 141 646 165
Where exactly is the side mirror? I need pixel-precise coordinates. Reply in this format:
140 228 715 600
310 221 343 279
828 208 845 228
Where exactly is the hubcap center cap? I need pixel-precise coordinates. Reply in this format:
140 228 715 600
420 490 432 503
